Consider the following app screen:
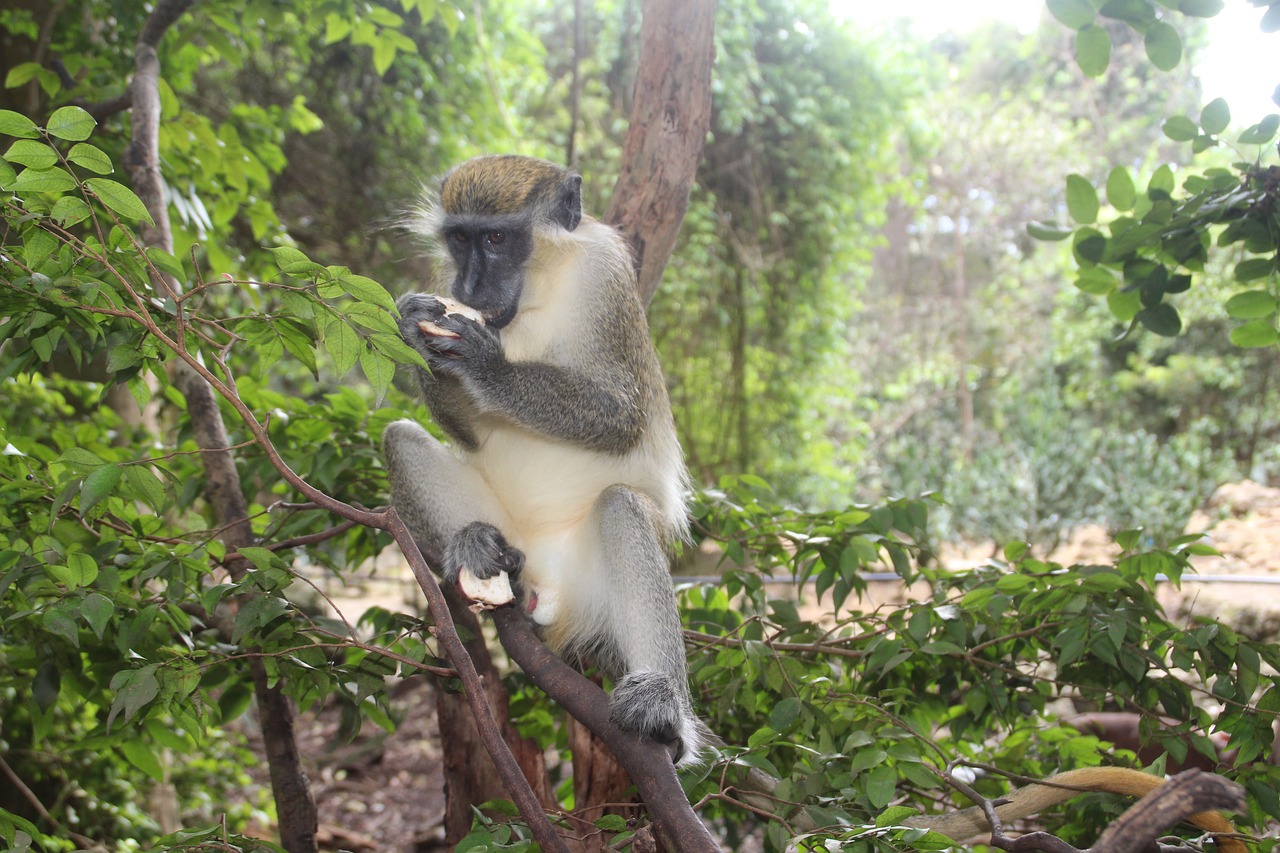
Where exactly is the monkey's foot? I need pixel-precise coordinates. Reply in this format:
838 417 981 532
445 522 524 581
610 671 699 765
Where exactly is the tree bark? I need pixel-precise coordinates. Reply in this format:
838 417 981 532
605 0 716 307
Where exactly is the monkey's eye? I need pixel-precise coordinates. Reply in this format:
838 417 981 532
452 231 470 244
486 231 506 245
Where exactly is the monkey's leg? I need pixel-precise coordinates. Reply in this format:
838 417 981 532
383 420 523 583
590 485 702 764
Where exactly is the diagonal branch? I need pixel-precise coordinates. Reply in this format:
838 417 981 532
491 607 719 853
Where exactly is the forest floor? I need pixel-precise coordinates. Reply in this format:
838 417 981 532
271 480 1280 852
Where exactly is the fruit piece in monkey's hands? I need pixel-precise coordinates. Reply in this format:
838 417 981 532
417 296 485 339
458 568 516 609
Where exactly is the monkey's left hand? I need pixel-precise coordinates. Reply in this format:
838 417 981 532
398 293 504 378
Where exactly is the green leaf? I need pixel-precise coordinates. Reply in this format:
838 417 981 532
1162 116 1198 141
1106 167 1136 211
111 667 160 726
0 109 40 139
1234 257 1276 282
1026 220 1074 241
1075 268 1116 298
333 272 396 311
1073 228 1107 264
85 178 154 224
1075 25 1112 77
1230 319 1278 348
1137 303 1182 336
1148 164 1175 196
864 765 897 810
66 142 113 175
80 463 122 515
1225 290 1277 319
11 166 76 193
361 347 395 403
1047 0 1096 28
82 592 113 639
124 465 166 512
323 316 362 375
1144 21 1182 70
769 697 802 731
4 139 57 169
1200 98 1231 135
1238 114 1280 145
120 739 165 782
271 245 310 270
42 607 80 647
50 195 92 226
1179 0 1224 16
45 106 96 141
1099 0 1155 26
48 552 98 589
1066 174 1099 224
1108 288 1142 322
4 61 44 89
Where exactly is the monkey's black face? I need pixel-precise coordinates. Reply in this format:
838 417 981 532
442 215 532 329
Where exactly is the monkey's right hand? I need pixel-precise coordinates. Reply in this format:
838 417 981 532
397 293 500 377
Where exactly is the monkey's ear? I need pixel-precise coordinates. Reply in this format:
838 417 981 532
553 174 583 232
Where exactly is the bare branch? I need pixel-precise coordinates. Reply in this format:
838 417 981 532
491 607 720 853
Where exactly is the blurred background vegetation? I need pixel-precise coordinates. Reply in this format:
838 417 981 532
9 0 1269 549
3 0 1280 849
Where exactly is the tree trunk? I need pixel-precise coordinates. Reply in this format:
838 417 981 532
605 0 716 307
124 4 318 850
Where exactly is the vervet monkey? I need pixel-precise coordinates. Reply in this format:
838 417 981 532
383 155 701 763
906 766 1245 853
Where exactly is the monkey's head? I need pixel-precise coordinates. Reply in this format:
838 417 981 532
435 155 584 329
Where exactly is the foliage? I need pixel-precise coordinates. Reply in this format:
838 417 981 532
0 103 432 849
644 0 910 499
2 2 1278 852
684 480 1280 852
1037 0 1280 344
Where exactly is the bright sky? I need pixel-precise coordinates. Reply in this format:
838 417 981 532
831 0 1278 125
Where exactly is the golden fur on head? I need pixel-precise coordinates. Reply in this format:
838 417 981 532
439 155 571 218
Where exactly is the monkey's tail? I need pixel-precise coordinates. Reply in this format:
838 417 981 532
904 766 1246 853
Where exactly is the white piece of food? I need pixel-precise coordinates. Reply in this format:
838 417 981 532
417 296 485 339
458 569 515 609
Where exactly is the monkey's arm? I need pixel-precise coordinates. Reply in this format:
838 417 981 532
398 294 647 454
905 767 1244 852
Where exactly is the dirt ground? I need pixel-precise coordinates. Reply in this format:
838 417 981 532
273 481 1280 851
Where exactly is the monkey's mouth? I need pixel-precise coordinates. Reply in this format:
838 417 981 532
485 302 518 329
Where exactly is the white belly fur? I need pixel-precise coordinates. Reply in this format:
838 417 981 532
460 424 682 632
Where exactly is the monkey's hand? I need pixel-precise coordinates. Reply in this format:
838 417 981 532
397 293 503 377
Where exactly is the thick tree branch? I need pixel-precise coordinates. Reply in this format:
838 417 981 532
1092 770 1246 853
491 607 720 853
